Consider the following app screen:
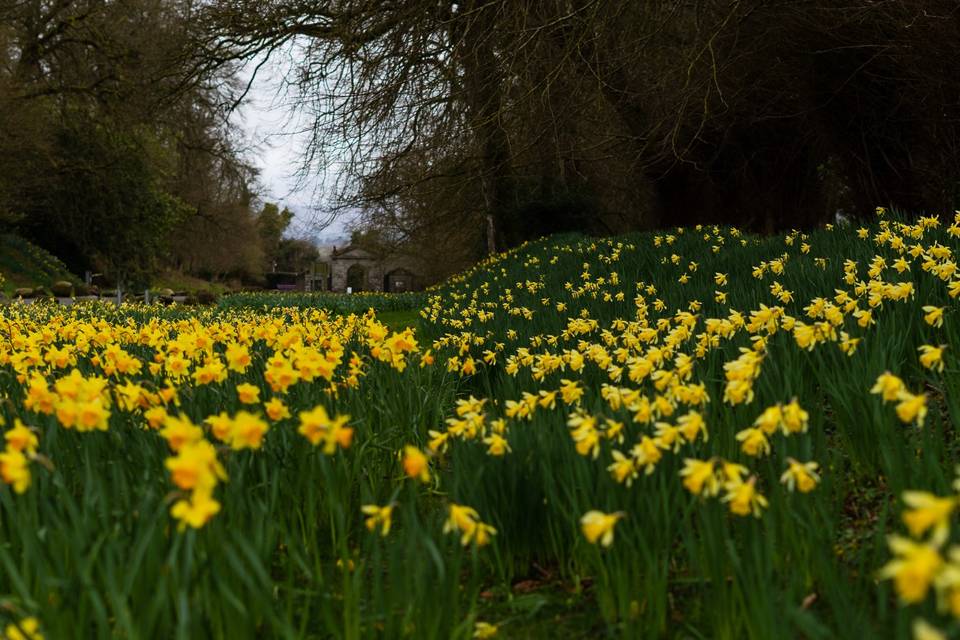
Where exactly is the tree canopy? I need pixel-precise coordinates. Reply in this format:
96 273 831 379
200 0 960 266
0 0 269 285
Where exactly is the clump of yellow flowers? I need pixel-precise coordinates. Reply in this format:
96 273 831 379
444 503 497 547
0 418 38 494
879 470 960 637
871 372 928 427
0 307 377 532
3 616 43 640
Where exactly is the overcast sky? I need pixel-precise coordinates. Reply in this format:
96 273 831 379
233 53 354 246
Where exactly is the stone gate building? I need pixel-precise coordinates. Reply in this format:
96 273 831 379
306 245 422 293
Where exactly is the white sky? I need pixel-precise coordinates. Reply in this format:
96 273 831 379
232 52 355 245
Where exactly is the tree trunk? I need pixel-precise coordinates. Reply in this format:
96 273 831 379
456 1 513 253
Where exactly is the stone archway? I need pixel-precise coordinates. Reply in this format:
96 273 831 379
346 264 366 292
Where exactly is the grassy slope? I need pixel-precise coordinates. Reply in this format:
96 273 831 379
152 271 234 295
408 221 960 637
0 234 79 294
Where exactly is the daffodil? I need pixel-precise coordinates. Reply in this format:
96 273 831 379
631 436 662 475
230 411 269 450
143 405 167 429
473 622 499 639
680 458 719 496
780 459 820 493
879 535 943 603
483 433 510 456
559 379 584 405
165 440 226 491
160 414 204 451
871 372 905 402
753 405 782 435
235 382 260 404
912 619 946 640
677 410 707 443
298 405 350 451
0 448 31 493
4 419 38 454
895 391 928 427
264 397 291 421
443 503 496 546
224 342 252 373
402 445 430 482
722 476 768 517
736 427 770 457
170 487 221 530
901 492 955 542
427 429 449 454
580 510 625 547
361 503 395 536
923 305 945 328
781 399 809 434
608 450 638 487
918 345 946 373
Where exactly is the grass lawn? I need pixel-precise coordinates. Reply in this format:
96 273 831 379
376 309 421 332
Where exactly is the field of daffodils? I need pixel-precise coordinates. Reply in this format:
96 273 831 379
2 209 960 639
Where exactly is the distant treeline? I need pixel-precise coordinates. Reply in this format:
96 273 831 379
4 2 960 284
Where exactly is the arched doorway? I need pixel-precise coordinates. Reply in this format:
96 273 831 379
385 268 415 293
346 264 366 292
